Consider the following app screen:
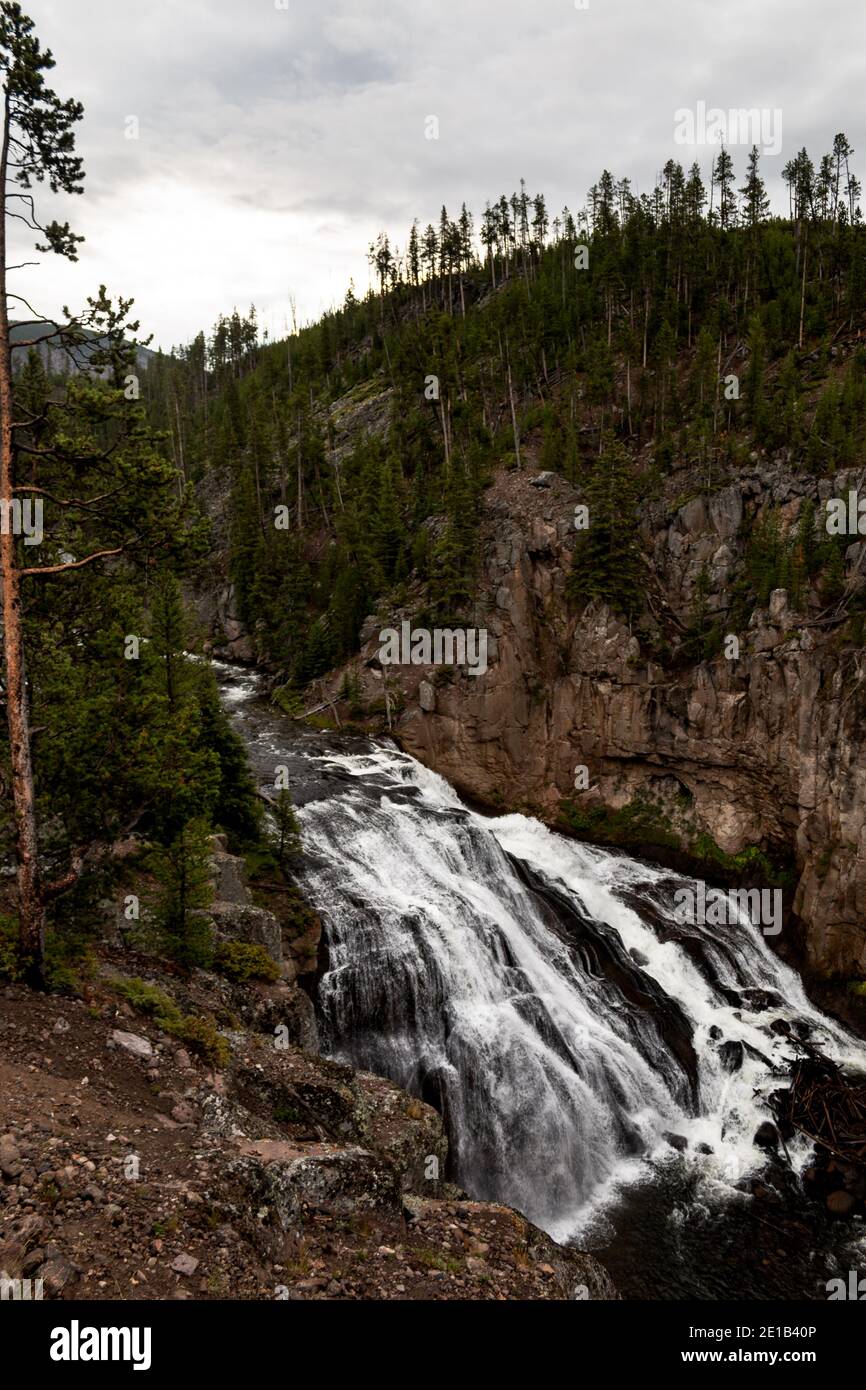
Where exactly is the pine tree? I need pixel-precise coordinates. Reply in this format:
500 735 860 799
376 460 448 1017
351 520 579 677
740 146 769 227
567 438 643 619
407 219 421 292
1 4 202 983
148 818 214 971
712 145 737 228
272 788 302 873
149 573 189 713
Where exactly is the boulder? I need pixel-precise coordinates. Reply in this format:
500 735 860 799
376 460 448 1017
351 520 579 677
209 901 283 964
753 1121 780 1151
718 1040 744 1073
209 850 250 906
230 1140 400 1227
235 983 319 1052
109 1030 153 1062
226 1048 447 1193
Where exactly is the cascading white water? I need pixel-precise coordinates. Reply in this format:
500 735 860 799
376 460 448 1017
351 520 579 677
298 743 865 1239
213 662 866 1249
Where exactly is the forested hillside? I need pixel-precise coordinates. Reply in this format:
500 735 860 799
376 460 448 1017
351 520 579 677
142 139 866 689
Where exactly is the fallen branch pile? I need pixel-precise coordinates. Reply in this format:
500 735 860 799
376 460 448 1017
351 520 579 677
772 1044 866 1163
770 1042 866 1216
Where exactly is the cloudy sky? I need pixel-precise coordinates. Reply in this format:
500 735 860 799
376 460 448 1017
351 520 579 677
9 0 866 350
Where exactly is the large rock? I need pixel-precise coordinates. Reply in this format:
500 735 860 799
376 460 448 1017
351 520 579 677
209 901 283 965
229 1140 400 1226
110 1030 154 1061
209 849 251 906
234 981 318 1052
0 1133 22 1179
226 1048 447 1193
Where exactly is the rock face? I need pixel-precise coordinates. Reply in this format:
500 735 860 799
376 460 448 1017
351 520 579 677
336 466 866 985
209 901 284 966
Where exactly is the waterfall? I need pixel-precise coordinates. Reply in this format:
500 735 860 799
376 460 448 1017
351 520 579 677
298 743 864 1236
214 662 865 1245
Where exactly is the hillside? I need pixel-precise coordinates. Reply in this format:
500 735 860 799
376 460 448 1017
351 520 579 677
142 149 866 1009
9 321 156 377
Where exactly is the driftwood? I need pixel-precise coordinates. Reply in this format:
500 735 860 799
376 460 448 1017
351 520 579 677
289 699 335 720
770 1041 866 1165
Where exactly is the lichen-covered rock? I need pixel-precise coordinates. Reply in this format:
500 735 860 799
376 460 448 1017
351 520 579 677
230 1140 400 1226
229 1049 358 1138
209 849 251 906
348 1070 448 1196
226 1047 447 1194
209 901 283 965
232 980 318 1052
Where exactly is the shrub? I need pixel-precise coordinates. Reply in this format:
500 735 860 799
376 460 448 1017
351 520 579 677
559 795 679 851
110 976 230 1068
214 941 280 984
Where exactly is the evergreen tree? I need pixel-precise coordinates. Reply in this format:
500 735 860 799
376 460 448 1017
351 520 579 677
740 145 770 227
567 438 643 619
0 4 204 981
148 818 214 971
712 145 737 228
272 788 302 873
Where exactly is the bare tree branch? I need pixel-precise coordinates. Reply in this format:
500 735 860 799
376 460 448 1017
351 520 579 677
19 544 127 576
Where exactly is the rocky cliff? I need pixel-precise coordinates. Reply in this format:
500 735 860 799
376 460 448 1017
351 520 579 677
286 460 866 995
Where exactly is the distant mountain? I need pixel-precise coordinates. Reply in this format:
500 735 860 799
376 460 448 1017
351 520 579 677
10 321 156 377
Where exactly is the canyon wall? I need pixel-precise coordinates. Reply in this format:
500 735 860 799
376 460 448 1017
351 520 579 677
360 466 866 984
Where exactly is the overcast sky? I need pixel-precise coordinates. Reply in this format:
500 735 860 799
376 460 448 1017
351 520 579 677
8 0 866 350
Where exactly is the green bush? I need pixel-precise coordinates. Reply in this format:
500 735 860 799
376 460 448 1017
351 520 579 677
110 976 230 1068
559 795 679 851
214 941 280 983
689 833 793 887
